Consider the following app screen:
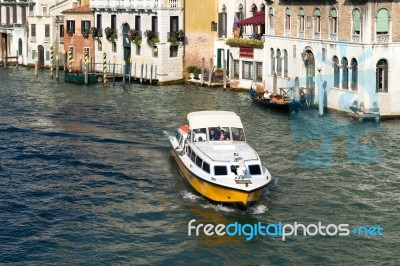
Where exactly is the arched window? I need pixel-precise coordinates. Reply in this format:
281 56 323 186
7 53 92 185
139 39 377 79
353 8 361 35
298 7 305 35
277 49 282 76
332 56 339 87
351 58 358 91
376 8 389 35
218 5 227 38
271 48 275 75
251 4 257 14
269 7 274 32
18 39 22 55
330 8 338 35
376 59 388 93
314 8 321 37
285 8 291 34
260 4 265 12
283 50 288 77
235 4 244 37
341 57 349 89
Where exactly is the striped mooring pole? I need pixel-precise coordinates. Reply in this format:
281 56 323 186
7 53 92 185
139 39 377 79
68 48 72 72
50 46 54 78
103 53 107 86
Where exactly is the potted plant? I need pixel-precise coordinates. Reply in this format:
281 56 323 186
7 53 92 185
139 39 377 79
128 29 142 46
214 68 223 77
105 27 118 43
144 30 159 46
193 66 202 79
168 30 185 45
186 65 196 79
90 27 98 38
67 29 74 36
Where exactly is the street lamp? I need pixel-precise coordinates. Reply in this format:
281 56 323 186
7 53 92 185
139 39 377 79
316 62 323 116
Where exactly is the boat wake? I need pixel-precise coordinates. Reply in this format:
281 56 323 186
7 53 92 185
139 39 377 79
181 191 202 201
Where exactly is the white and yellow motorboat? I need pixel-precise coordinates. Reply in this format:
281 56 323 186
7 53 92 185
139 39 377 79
170 111 272 208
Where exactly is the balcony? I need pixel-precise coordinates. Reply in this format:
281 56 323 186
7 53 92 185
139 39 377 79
30 36 36 43
44 37 50 43
298 31 304 38
329 32 337 41
376 34 389 43
91 0 164 9
59 37 64 44
314 32 320 39
225 37 264 49
284 29 290 37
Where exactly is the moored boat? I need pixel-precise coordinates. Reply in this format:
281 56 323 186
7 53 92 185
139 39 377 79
250 87 302 112
170 111 272 208
65 72 100 84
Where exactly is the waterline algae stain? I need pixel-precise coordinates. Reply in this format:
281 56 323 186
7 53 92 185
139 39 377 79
0 68 399 265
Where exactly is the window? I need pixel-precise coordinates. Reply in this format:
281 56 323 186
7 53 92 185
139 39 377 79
98 40 102 51
31 24 36 37
152 16 158 33
268 7 274 31
6 7 9 24
276 49 282 76
31 50 35 59
249 165 262 175
285 8 291 32
195 156 203 168
60 25 64 38
353 9 361 35
112 42 117 53
42 6 47 16
170 16 179 33
202 162 210 174
81 20 91 34
332 56 339 87
218 5 227 38
270 48 275 75
45 24 50 37
12 6 16 23
314 8 321 33
256 62 262 81
231 127 245 141
170 46 178 57
136 45 140 56
242 61 253 80
299 7 305 33
341 57 348 90
330 8 338 34
351 58 358 91
66 20 75 34
190 150 196 162
214 166 228 176
135 16 141 31
283 50 288 77
111 15 117 31
46 51 49 61
236 4 244 37
376 59 388 93
233 60 239 79
18 39 22 55
97 14 102 30
376 8 389 34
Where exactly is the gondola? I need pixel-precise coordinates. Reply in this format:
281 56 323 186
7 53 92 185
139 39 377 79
249 87 303 113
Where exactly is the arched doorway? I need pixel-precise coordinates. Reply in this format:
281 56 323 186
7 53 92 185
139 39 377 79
122 23 131 74
304 50 315 94
37 45 44 67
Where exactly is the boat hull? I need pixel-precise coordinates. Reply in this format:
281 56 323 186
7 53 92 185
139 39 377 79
171 148 264 208
65 73 99 84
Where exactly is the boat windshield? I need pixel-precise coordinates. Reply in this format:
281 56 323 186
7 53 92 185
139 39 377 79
231 127 245 141
193 128 207 142
208 127 232 141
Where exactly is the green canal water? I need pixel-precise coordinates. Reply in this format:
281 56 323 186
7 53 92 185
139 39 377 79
0 67 399 265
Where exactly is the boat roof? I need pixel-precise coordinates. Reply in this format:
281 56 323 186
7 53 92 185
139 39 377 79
187 111 243 129
194 141 259 162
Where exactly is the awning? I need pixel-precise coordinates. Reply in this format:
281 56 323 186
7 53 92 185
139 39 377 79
237 12 265 26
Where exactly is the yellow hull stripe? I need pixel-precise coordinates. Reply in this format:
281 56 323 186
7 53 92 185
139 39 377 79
171 148 263 206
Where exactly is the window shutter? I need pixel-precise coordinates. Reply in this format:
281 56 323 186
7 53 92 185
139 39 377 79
299 8 304 16
376 9 389 33
353 9 361 32
218 13 223 38
81 20 84 34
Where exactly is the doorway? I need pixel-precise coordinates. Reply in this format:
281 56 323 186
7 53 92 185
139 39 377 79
122 23 131 74
37 45 44 67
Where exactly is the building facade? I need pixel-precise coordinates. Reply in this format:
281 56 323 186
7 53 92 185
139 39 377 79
26 0 86 68
90 0 184 83
62 4 94 72
0 0 32 65
223 0 400 117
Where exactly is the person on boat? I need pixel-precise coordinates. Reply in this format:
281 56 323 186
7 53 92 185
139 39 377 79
219 130 230 141
263 90 272 101
210 129 219 140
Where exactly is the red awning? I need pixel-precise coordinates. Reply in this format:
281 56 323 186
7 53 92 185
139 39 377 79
237 12 265 26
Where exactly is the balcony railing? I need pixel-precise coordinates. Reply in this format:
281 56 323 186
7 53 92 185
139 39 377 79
298 31 304 38
44 37 50 43
376 34 389 43
30 36 36 42
329 32 337 41
314 32 320 39
59 37 64 44
352 34 361 43
284 29 290 37
91 0 167 9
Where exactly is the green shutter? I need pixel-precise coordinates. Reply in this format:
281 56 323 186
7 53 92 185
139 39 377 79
269 7 274 16
285 8 291 15
353 9 361 32
376 9 389 33
299 8 304 16
314 9 320 17
330 9 337 18
218 13 223 38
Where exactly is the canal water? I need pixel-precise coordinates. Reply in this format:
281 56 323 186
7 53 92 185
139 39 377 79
0 68 399 265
